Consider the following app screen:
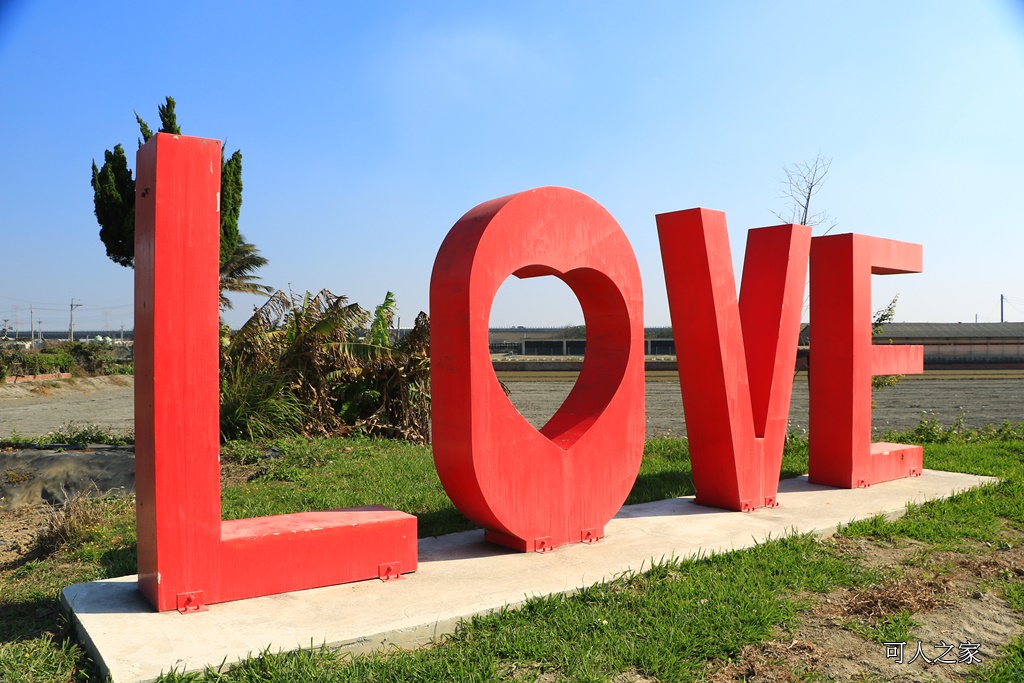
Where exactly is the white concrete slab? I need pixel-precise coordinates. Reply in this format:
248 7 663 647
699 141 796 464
61 470 997 683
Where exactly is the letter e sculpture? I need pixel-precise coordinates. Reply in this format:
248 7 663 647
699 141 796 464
808 234 924 487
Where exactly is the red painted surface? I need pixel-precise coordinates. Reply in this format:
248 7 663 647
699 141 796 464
657 209 811 511
808 234 924 488
134 134 416 612
431 187 645 551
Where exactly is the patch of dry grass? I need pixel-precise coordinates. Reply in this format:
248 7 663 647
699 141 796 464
843 576 955 618
4 469 32 485
33 488 108 555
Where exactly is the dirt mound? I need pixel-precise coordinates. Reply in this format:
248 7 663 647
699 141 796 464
0 447 135 510
0 374 133 400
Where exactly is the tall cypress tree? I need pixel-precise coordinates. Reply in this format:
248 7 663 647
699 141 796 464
219 149 242 267
92 96 244 269
90 144 135 267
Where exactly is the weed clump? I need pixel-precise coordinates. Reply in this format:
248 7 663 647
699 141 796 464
33 490 109 555
882 411 1024 445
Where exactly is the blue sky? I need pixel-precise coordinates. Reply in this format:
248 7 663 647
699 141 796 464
2 1 1023 332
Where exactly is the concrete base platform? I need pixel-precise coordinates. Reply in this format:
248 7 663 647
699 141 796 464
62 470 996 683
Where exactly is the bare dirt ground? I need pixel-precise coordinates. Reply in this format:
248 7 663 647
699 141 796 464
705 534 1024 682
0 375 134 438
0 502 49 567
3 371 1021 442
500 370 1024 438
0 377 137 563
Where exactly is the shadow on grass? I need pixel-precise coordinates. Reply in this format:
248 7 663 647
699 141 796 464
0 596 63 644
626 470 695 506
780 464 807 481
99 546 137 579
415 508 477 538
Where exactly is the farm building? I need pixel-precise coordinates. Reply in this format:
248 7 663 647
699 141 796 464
871 322 1024 368
489 327 676 357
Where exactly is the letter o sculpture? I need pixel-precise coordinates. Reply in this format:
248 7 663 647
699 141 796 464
430 186 645 552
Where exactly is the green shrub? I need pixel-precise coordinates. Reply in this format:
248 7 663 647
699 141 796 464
220 364 305 441
107 361 134 375
65 341 117 375
41 422 134 447
17 348 74 374
220 289 430 442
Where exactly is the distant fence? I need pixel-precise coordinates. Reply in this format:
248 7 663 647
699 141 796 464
490 338 676 356
491 336 1024 368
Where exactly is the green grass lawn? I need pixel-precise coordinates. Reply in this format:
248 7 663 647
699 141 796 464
5 423 1024 681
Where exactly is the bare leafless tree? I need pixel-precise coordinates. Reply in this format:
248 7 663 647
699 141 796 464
775 156 902 395
772 155 838 233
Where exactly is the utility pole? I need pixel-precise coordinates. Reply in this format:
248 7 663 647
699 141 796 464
37 320 43 346
30 305 34 345
1001 294 1005 323
69 298 82 342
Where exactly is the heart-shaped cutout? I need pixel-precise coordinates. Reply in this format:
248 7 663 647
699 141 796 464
490 274 587 431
